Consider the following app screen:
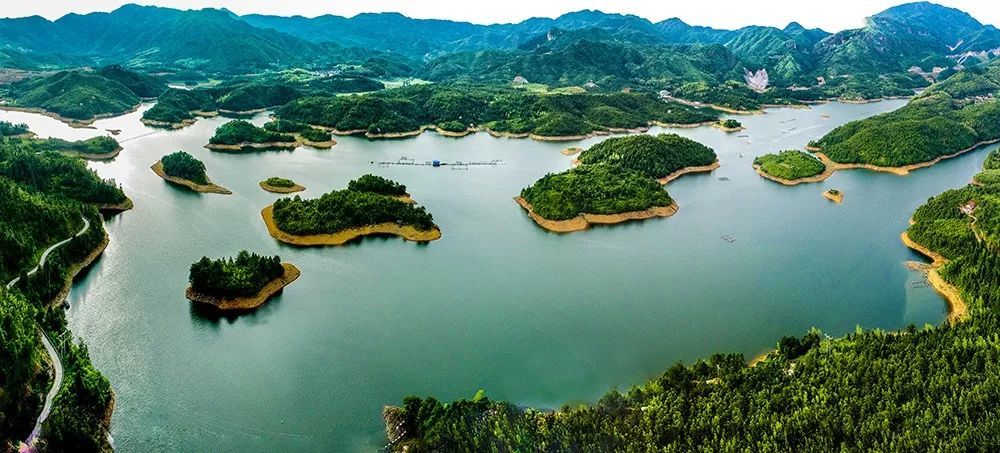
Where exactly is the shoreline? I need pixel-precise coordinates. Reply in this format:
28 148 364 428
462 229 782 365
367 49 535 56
712 123 746 132
99 197 134 214
900 231 968 324
141 110 218 129
0 104 141 128
185 263 301 311
810 138 1000 177
60 145 124 161
301 120 715 142
752 163 834 186
151 161 232 194
48 230 109 308
205 141 299 152
822 190 844 203
259 181 306 193
261 204 442 246
515 196 679 233
657 161 721 185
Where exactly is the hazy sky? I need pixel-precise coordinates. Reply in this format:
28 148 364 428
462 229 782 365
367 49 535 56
4 0 999 31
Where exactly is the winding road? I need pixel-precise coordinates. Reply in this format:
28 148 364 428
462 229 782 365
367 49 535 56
7 215 90 452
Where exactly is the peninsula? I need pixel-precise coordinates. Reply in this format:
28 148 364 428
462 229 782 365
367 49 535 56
263 176 440 245
186 251 300 311
151 151 231 194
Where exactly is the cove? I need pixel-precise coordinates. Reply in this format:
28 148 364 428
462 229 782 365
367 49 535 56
3 98 993 452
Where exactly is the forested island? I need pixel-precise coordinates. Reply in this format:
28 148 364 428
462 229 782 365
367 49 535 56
263 176 440 245
576 133 719 183
517 164 677 232
713 118 744 132
384 149 1000 452
809 64 1000 171
11 135 123 160
152 151 231 194
186 251 300 311
752 150 830 185
0 66 165 125
259 176 305 193
206 120 299 151
0 136 122 451
275 84 719 140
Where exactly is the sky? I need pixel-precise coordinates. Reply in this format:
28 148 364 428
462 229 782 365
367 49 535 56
3 0 999 32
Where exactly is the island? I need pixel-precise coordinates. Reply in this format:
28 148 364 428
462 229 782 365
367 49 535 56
262 119 337 148
259 177 306 193
752 150 830 185
823 189 844 203
713 118 745 132
262 176 441 245
141 88 218 128
347 174 413 202
206 119 299 151
576 133 719 184
185 251 300 311
151 151 231 194
809 67 1000 173
516 164 677 233
0 66 164 125
13 136 123 160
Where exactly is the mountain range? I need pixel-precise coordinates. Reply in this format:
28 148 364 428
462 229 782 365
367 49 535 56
0 2 998 87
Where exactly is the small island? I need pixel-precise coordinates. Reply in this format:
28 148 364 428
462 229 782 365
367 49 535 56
206 119 300 151
262 175 441 246
186 251 300 311
152 151 232 194
577 133 719 184
560 147 584 156
263 119 337 148
259 177 306 193
753 150 831 185
713 118 745 132
823 189 844 203
517 164 677 233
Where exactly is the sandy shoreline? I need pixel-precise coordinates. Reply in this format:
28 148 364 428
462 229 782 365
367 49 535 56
60 145 124 161
657 161 721 185
712 123 746 132
186 263 301 311
515 196 679 233
561 147 583 156
259 181 306 193
261 204 442 246
901 231 968 324
822 190 844 203
151 161 232 194
205 141 299 151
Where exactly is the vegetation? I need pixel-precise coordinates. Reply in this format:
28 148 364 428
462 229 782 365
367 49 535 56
347 174 407 196
189 251 285 298
2 69 143 120
299 127 332 143
12 136 120 157
812 65 1000 168
209 120 296 145
263 119 332 142
263 177 296 188
388 150 1000 452
272 184 435 235
520 165 673 220
0 135 122 451
142 88 216 125
160 151 208 185
753 150 827 180
276 84 718 137
578 134 717 179
0 121 29 137
95 64 167 98
719 118 742 129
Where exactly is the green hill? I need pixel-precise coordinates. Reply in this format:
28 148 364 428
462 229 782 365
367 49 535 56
578 133 718 179
2 69 141 120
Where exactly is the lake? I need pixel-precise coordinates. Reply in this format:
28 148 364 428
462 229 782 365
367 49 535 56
3 98 992 451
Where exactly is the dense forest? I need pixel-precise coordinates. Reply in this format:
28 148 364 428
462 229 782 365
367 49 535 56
1 66 161 120
812 64 1000 168
753 150 827 180
142 88 217 125
520 164 674 220
160 151 208 184
263 119 333 142
209 120 296 146
577 133 717 179
0 121 30 137
272 180 435 235
347 174 408 196
189 251 285 298
0 136 120 451
388 150 1000 451
12 136 121 158
276 84 718 137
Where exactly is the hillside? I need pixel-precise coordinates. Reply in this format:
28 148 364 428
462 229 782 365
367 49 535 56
1 69 141 121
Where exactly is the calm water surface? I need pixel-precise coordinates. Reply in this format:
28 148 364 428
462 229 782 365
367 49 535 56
3 99 992 451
